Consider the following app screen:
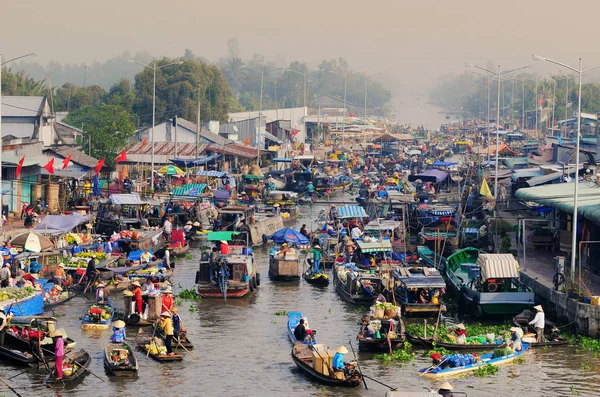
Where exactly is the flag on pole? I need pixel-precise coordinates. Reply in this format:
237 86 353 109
62 153 72 169
480 178 492 197
95 158 105 175
43 158 55 174
290 129 300 137
115 150 127 163
243 136 251 147
15 156 25 178
141 136 147 146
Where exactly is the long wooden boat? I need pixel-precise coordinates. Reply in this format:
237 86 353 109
406 332 505 351
44 289 77 309
269 249 301 281
358 337 405 352
81 300 113 330
291 342 363 387
104 342 138 376
418 344 530 379
0 341 37 366
138 343 184 362
287 312 316 344
303 271 329 286
46 350 91 388
333 265 382 305
170 243 190 257
0 291 44 316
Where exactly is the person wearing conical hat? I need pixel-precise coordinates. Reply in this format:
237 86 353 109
529 305 545 343
131 281 143 315
96 281 110 305
161 287 174 313
159 311 175 355
52 330 64 380
509 327 523 351
438 381 454 397
111 320 127 343
332 346 348 371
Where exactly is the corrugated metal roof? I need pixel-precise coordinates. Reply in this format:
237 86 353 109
2 96 45 117
108 193 145 205
2 122 35 138
356 239 392 253
125 141 208 157
477 254 520 280
336 205 368 219
526 171 566 187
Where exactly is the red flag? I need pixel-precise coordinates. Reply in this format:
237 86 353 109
141 136 147 146
290 129 300 136
349 113 355 117
95 158 105 175
115 150 127 163
15 156 25 178
62 153 72 169
243 136 251 147
43 158 55 174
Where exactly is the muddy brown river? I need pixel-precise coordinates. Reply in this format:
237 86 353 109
2 201 600 397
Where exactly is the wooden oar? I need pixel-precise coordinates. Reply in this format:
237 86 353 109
348 340 368 390
146 321 158 359
63 354 105 382
361 374 397 391
0 376 24 397
173 336 197 360
419 356 449 377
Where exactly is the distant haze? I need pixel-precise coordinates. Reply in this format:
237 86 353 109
4 0 600 97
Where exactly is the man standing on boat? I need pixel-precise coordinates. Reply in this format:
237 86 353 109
163 217 173 242
309 245 322 273
529 305 545 343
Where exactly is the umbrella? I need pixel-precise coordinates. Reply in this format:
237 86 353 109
158 165 184 175
11 232 54 253
268 227 309 245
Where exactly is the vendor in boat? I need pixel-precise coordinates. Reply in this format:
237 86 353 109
172 307 184 340
131 281 143 315
358 317 376 339
294 318 308 342
272 203 280 215
96 282 110 304
509 327 524 351
110 320 127 343
163 216 173 242
300 224 310 239
453 323 468 344
191 221 201 235
438 381 455 397
0 262 10 288
159 311 175 356
418 289 430 303
309 245 322 273
86 254 99 284
52 330 64 380
163 248 171 269
141 249 153 264
142 278 156 293
529 305 545 343
332 346 348 372
161 288 174 313
183 221 193 234
350 225 363 240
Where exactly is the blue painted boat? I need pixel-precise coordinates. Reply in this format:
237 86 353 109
1 291 44 316
287 312 316 345
81 299 113 330
418 343 530 379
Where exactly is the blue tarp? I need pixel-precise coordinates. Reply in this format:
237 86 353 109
35 213 92 235
3 292 44 316
268 227 309 245
336 205 369 219
432 161 457 167
170 155 221 167
273 158 294 163
196 170 227 177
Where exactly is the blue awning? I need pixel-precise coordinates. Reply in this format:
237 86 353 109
273 158 294 163
170 183 209 196
337 205 368 219
432 161 457 167
170 155 221 167
196 170 227 177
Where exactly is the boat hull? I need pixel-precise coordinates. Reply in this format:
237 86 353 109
291 343 362 387
358 338 404 352
407 333 505 351
104 342 138 377
46 350 91 388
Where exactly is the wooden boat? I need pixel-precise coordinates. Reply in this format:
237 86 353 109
291 342 363 387
170 243 190 257
44 288 77 309
46 350 91 388
0 291 44 316
358 318 406 352
269 248 301 281
287 312 316 344
513 309 569 347
445 249 534 316
138 343 184 363
104 342 138 376
172 334 194 350
391 267 447 316
81 300 113 330
333 264 382 305
407 332 505 351
303 271 329 286
418 344 530 379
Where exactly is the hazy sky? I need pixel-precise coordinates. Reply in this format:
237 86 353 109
4 0 600 94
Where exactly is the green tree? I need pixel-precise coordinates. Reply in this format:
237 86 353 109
63 104 135 166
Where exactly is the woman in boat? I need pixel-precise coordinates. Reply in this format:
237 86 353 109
110 320 127 343
529 305 545 343
509 327 523 351
53 330 64 380
131 281 143 315
358 317 376 339
161 288 174 313
453 323 468 344
438 381 455 397
159 312 175 356
332 346 348 373
96 282 110 305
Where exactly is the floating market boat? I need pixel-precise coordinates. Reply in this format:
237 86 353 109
406 333 505 351
291 342 363 387
266 227 309 281
287 312 316 345
358 316 405 353
81 300 113 330
46 350 91 388
303 270 329 286
0 287 44 316
104 342 138 376
333 263 383 305
445 249 534 316
265 190 300 222
137 337 184 363
417 344 530 379
390 267 447 316
217 205 284 246
513 309 569 347
196 231 259 299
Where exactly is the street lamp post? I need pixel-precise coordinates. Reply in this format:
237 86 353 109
466 68 491 163
533 54 600 281
330 70 356 134
363 72 379 144
286 66 307 110
0 52 37 229
242 66 282 167
128 59 183 191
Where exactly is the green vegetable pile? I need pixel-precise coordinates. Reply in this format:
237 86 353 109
405 322 511 344
176 288 201 301
274 311 288 316
473 364 499 377
493 347 514 358
0 287 35 302
373 342 416 362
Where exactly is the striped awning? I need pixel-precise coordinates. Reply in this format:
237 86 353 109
171 183 208 196
356 239 392 253
336 205 368 219
477 254 520 280
196 170 227 177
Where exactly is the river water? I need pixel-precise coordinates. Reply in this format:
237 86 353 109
3 199 600 397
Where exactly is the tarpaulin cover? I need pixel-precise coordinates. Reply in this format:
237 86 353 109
35 213 92 235
108 193 145 205
409 169 449 183
171 183 208 196
273 158 294 163
477 254 520 280
170 155 221 167
207 231 241 241
356 239 392 253
268 227 309 245
212 190 231 201
432 161 457 167
196 170 227 177
336 205 368 219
